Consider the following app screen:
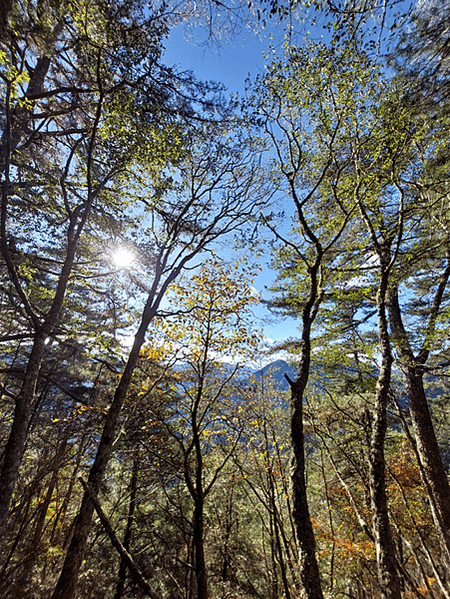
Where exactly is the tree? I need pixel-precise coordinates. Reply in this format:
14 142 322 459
387 0 450 577
235 371 299 599
250 35 449 597
259 20 450 594
249 38 367 599
0 2 272 595
137 259 261 599
317 40 450 585
51 121 269 598
0 0 186 544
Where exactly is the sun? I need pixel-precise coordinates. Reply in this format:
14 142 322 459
112 248 135 268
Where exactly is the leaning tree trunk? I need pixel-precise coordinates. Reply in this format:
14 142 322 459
51 257 186 599
114 458 139 599
51 311 154 599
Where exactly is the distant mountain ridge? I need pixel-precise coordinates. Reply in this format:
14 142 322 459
254 360 298 392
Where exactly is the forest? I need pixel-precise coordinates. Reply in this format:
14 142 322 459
1 0 450 598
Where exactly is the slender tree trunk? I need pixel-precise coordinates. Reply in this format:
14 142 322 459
114 458 139 599
191 376 208 599
276 241 324 599
8 468 59 597
0 333 47 538
284 240 324 599
267 461 291 599
288 374 324 599
404 367 450 571
51 324 149 599
220 490 233 583
0 208 99 542
269 510 279 599
79 478 159 599
320 448 336 590
193 500 208 599
369 261 402 599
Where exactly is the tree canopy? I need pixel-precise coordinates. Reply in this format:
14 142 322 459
1 1 450 599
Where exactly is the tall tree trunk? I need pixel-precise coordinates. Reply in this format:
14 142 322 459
0 183 99 543
369 260 402 599
51 321 151 599
387 285 450 576
273 168 327 599
288 374 324 599
0 334 47 538
190 375 208 599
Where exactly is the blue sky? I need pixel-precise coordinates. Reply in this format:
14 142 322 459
162 23 301 345
163 26 273 95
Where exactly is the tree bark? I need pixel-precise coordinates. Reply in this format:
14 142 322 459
190 367 209 599
288 374 324 599
387 286 450 576
193 500 208 599
114 458 139 599
369 260 402 599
